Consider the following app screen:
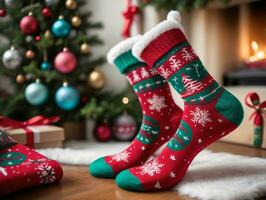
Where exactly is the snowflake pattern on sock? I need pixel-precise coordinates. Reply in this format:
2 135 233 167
111 151 130 162
190 107 212 126
37 163 56 184
147 95 167 112
139 158 164 176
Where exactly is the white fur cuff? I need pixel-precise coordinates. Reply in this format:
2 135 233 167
107 35 142 65
132 10 184 60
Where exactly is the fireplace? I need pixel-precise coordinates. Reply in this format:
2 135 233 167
176 0 266 86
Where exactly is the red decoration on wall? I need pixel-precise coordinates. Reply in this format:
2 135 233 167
245 92 266 148
122 0 139 38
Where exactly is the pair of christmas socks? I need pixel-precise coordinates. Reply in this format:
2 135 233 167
89 11 244 191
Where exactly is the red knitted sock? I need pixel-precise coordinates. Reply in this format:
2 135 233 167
115 11 244 191
89 36 183 178
0 131 63 196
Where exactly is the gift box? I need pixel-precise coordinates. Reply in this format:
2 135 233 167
0 116 64 149
220 86 266 148
8 125 64 149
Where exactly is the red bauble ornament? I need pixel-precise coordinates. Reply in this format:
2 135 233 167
42 7 52 18
35 35 41 41
54 48 77 73
95 122 111 142
20 14 38 34
0 9 7 17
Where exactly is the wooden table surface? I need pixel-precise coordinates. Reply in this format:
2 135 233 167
6 142 266 200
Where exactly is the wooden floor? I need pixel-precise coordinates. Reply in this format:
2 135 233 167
7 142 266 200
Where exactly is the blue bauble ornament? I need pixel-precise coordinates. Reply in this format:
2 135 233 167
41 61 52 70
55 84 80 110
25 82 48 106
51 18 71 38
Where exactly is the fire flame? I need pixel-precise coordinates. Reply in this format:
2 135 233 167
249 41 265 62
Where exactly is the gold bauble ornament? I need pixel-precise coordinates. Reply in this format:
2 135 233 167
80 43 91 54
65 0 77 10
71 16 81 27
87 69 106 90
16 74 26 84
44 30 52 39
25 50 35 59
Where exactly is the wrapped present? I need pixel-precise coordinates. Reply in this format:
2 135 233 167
0 116 64 148
0 130 63 196
220 86 266 148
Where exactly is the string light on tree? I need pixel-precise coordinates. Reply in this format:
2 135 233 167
122 97 129 104
71 16 81 27
65 0 77 10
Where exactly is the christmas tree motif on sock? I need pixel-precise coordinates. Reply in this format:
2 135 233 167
89 36 183 178
115 11 244 191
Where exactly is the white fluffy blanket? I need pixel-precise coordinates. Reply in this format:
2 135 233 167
38 141 266 200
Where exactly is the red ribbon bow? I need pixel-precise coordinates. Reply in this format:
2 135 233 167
245 92 266 126
122 0 140 38
0 115 60 148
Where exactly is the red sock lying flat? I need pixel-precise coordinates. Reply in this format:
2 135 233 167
0 131 63 196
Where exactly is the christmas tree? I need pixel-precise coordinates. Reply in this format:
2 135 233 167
0 0 108 122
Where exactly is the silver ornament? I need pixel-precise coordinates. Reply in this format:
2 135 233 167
25 35 34 43
2 47 23 69
45 0 59 6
